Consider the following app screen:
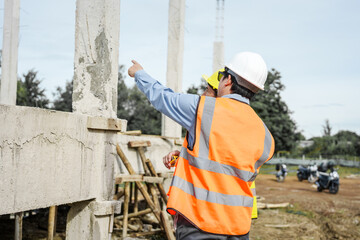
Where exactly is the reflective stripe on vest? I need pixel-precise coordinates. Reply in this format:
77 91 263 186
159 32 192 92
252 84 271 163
171 175 253 207
180 146 255 182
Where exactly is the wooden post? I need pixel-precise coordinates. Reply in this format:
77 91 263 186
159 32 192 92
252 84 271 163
161 210 176 240
116 144 161 223
122 182 130 238
150 184 161 212
14 212 23 240
137 147 151 175
48 206 57 240
134 184 139 213
146 159 168 204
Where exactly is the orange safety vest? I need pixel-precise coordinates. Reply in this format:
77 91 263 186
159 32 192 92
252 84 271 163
167 96 275 235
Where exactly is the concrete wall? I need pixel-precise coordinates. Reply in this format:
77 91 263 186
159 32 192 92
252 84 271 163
0 104 178 216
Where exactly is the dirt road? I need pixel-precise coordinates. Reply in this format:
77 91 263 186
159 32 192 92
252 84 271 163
250 174 360 239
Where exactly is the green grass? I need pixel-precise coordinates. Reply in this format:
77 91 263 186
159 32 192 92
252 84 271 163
283 203 316 219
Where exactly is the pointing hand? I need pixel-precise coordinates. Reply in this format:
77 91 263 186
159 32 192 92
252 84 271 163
128 60 143 77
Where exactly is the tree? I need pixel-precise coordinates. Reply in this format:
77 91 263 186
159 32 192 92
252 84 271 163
117 65 161 134
117 65 130 120
52 80 73 112
322 119 332 136
251 69 302 152
16 69 49 108
186 78 207 95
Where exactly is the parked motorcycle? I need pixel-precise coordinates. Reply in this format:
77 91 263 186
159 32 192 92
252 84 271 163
297 164 319 183
315 168 340 194
275 164 287 182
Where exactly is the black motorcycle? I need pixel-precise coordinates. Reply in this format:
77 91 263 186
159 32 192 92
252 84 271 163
297 164 318 183
275 164 287 182
315 168 340 194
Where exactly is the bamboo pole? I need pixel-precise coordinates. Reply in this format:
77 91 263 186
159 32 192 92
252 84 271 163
47 206 57 240
146 159 168 204
150 184 161 211
116 208 152 220
122 182 130 238
137 147 151 176
161 210 176 240
14 212 23 240
134 184 139 213
116 144 161 223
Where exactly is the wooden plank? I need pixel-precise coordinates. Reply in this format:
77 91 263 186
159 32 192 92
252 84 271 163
128 141 151 148
116 144 161 223
143 176 164 183
122 182 130 238
115 175 143 184
161 210 175 240
257 202 290 209
115 175 163 184
119 130 142 136
174 139 183 146
87 116 127 132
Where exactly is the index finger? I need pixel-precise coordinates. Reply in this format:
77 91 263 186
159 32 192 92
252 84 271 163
131 60 138 65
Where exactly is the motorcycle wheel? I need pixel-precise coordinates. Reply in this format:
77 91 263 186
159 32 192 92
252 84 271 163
329 183 339 194
277 176 284 182
317 186 323 192
308 175 316 183
297 172 303 181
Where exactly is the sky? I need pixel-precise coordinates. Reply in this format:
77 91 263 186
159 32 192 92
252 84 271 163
0 0 359 139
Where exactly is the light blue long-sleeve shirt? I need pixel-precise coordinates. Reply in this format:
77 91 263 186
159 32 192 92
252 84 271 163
134 69 250 146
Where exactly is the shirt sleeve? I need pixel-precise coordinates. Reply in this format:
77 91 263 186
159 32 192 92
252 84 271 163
134 70 199 132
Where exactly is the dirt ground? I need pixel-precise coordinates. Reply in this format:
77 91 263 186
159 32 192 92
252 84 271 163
250 174 360 240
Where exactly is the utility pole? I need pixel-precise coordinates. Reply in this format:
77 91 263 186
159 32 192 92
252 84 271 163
213 0 224 72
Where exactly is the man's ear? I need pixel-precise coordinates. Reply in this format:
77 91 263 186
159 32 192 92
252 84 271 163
224 75 232 87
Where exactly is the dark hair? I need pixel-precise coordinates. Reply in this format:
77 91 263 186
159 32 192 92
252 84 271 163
225 71 255 100
208 83 217 95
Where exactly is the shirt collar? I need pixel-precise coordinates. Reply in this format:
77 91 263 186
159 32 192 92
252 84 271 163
222 94 250 105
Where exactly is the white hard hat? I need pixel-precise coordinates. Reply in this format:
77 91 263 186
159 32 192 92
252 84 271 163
225 52 268 91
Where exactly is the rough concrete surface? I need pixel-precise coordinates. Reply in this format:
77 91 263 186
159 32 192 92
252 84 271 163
72 0 120 119
0 105 120 215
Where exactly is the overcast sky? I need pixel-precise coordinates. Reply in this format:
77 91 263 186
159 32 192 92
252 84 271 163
1 0 359 139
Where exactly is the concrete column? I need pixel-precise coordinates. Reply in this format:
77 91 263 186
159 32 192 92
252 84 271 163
213 41 224 72
72 0 120 119
67 0 120 239
161 0 185 139
0 0 20 105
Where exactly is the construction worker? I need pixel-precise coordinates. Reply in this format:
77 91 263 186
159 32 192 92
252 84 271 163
128 52 275 239
165 68 259 220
